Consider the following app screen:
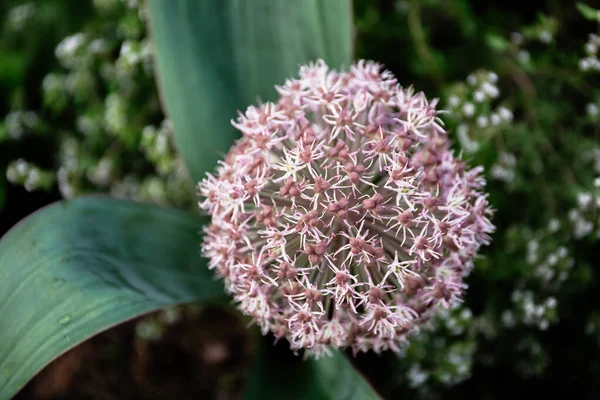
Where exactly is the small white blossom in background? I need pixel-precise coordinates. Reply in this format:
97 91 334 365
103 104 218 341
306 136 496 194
442 306 473 336
569 209 594 239
533 248 573 287
577 192 593 210
509 290 558 330
584 148 600 174
564 182 600 240
3 111 41 140
134 306 183 342
104 93 128 136
510 32 524 46
7 2 36 31
517 50 531 65
539 30 553 44
56 165 78 199
139 39 154 72
439 343 475 385
76 114 103 137
445 70 513 154
580 33 600 72
140 120 179 176
548 218 560 233
455 124 479 153
55 33 87 68
587 103 599 120
581 33 600 72
501 310 517 328
462 102 475 117
534 15 558 45
476 115 489 128
407 365 429 388
114 38 154 93
490 152 517 185
511 14 558 52
524 229 573 289
395 305 477 389
118 40 141 68
497 106 513 122
89 38 110 56
6 159 54 192
87 157 115 187
135 318 164 342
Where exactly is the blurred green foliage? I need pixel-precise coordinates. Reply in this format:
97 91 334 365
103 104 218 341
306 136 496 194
1 0 193 210
2 0 600 398
353 0 600 398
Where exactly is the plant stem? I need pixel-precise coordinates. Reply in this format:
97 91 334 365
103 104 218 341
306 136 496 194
406 0 443 88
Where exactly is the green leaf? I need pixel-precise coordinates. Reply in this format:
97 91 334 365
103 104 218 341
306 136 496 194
0 197 225 399
485 33 509 53
147 0 353 182
576 2 599 20
243 337 382 400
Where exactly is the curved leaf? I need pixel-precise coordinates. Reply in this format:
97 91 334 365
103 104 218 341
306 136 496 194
576 2 599 20
243 337 382 400
147 0 353 182
0 197 224 399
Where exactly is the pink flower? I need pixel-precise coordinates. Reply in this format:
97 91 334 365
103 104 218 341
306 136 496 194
199 60 494 357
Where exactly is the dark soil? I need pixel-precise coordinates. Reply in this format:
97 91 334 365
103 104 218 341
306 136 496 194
14 306 254 400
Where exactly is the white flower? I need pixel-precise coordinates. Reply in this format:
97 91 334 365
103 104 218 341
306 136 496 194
448 95 460 107
466 73 477 86
55 33 86 67
577 192 593 210
474 90 486 103
462 102 475 117
539 30 553 44
585 42 598 56
476 115 489 128
490 113 501 126
548 219 560 232
517 50 531 64
482 82 499 98
498 107 513 122
510 32 524 45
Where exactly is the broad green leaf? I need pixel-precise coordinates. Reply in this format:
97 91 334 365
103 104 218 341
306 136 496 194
0 197 225 399
147 0 353 182
243 337 382 400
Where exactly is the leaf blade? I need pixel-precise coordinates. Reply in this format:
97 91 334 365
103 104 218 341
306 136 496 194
576 2 599 20
147 0 352 182
0 197 224 398
243 338 382 400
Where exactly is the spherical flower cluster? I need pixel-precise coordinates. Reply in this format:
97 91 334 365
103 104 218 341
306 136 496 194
199 60 494 356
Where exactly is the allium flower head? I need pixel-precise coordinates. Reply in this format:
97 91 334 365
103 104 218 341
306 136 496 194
199 60 494 356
